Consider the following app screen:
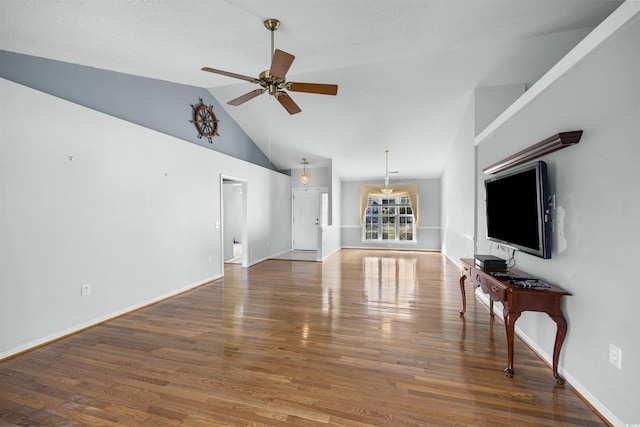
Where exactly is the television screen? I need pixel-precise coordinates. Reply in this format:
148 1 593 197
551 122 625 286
484 161 551 259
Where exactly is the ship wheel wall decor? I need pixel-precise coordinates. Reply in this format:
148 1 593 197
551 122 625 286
190 98 219 143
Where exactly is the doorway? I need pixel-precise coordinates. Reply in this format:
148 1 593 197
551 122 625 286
221 176 248 268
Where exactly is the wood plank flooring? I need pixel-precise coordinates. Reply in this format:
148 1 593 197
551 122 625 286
0 250 605 426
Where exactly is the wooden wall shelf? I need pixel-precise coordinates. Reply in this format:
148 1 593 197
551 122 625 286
483 130 582 175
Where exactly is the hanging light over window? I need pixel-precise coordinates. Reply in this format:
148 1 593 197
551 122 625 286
381 150 393 195
300 157 309 185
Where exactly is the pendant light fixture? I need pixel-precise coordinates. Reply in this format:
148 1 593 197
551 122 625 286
381 150 393 195
300 157 309 185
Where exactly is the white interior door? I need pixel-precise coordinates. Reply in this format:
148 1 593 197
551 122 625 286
292 188 320 250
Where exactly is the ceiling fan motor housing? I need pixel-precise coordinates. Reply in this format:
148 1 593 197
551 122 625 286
259 70 286 95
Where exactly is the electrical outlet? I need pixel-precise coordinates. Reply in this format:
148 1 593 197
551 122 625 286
208 255 213 263
609 343 622 370
81 283 91 297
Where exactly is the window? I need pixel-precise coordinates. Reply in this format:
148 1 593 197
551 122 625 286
321 192 329 227
364 195 415 241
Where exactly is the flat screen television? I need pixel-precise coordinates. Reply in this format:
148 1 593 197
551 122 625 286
484 160 552 259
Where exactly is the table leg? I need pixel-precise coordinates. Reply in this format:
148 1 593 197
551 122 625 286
550 314 568 384
503 309 521 378
459 274 467 316
489 298 495 318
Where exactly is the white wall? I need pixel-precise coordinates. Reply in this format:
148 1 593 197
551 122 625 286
441 96 476 261
330 160 340 228
474 10 639 425
442 84 527 262
341 178 441 250
0 78 291 358
474 84 526 137
318 162 343 261
290 166 330 190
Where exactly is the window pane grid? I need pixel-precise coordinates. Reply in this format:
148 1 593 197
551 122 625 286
364 196 416 242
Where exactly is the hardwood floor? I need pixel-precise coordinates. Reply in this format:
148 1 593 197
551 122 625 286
0 250 605 426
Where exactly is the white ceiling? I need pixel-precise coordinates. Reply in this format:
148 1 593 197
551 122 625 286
0 0 623 180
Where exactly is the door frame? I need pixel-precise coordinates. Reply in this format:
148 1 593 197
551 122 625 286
220 174 248 270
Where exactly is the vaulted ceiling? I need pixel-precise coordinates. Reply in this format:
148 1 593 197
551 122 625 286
0 0 623 180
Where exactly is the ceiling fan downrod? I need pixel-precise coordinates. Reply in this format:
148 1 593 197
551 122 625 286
264 19 280 62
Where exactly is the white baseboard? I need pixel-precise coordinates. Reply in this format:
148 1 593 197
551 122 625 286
474 289 622 427
0 275 222 361
319 246 341 261
341 245 440 252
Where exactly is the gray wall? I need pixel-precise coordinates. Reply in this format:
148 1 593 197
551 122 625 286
0 50 275 171
341 178 441 251
472 13 638 425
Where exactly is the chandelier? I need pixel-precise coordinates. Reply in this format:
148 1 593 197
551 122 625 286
381 150 393 195
300 157 309 185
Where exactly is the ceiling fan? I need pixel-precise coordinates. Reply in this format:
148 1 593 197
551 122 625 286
201 19 338 115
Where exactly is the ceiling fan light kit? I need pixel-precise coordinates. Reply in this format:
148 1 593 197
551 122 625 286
201 19 338 115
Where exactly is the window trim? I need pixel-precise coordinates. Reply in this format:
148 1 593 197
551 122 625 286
363 194 417 243
359 183 419 226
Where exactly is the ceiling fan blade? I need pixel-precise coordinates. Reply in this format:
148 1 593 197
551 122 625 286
270 49 295 79
227 89 265 106
276 91 301 115
201 67 259 83
287 82 338 96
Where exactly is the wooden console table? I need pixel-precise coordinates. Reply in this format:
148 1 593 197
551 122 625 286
459 258 571 384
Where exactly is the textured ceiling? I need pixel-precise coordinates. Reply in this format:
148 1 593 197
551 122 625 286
0 0 623 179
